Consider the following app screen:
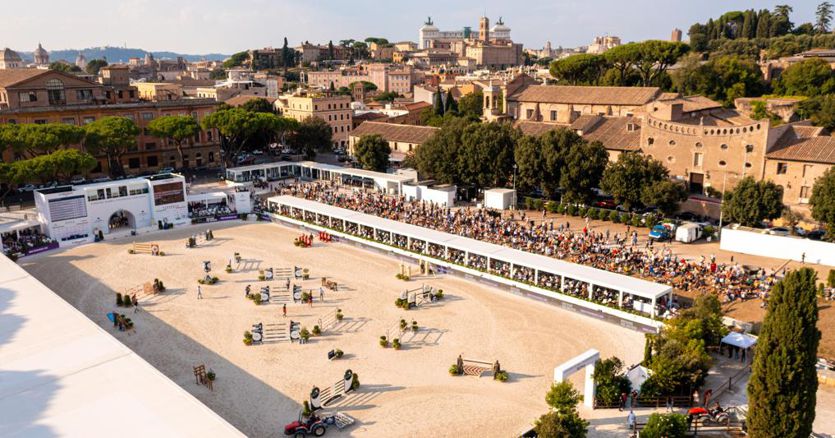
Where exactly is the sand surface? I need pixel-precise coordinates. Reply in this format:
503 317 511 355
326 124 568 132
21 221 644 437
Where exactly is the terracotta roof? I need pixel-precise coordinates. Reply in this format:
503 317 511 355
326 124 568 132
516 116 641 152
224 95 276 107
511 85 660 106
658 95 722 113
0 69 47 88
767 125 835 164
350 121 438 144
404 101 431 111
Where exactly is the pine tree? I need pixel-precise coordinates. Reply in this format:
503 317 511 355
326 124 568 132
747 268 820 437
281 37 291 70
741 10 754 39
444 89 458 114
432 89 445 116
756 10 772 39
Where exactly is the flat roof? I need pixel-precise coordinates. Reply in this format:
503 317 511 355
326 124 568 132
268 196 671 299
0 256 244 437
227 161 414 183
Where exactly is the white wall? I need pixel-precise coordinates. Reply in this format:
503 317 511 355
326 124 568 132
403 185 420 202
421 186 455 207
720 226 835 267
484 189 514 210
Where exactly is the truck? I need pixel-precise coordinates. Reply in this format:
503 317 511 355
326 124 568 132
649 223 675 241
675 222 703 243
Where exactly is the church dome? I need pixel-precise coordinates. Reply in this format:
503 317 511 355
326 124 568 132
2 48 22 62
34 43 47 57
33 43 49 65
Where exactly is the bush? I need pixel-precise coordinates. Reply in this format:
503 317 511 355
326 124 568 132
258 274 266 281
434 289 444 300
206 369 216 381
546 201 559 213
495 370 509 382
400 319 407 330
524 197 535 210
122 296 132 307
411 320 419 332
392 338 401 350
557 203 567 214
334 349 344 358
395 298 409 309
158 251 165 256
449 364 462 375
336 309 344 321
609 210 620 222
302 401 311 418
128 249 135 254
299 327 311 342
116 293 123 307
379 335 389 348
566 204 577 216
301 291 311 303
243 331 253 346
828 269 835 288
619 213 629 224
631 214 642 227
579 206 588 217
641 413 688 438
588 208 600 220
703 225 716 238
312 325 321 336
532 198 545 211
225 266 233 273
351 372 360 390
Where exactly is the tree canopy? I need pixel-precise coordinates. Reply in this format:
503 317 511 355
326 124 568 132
640 413 688 438
671 54 766 106
537 381 589 438
353 134 391 172
241 98 276 114
600 153 669 211
810 167 835 240
748 268 820 437
774 57 835 97
202 107 298 165
223 51 249 69
0 123 85 158
289 117 333 159
83 116 140 177
641 179 689 216
457 91 483 118
147 115 201 168
721 176 785 227
85 59 108 75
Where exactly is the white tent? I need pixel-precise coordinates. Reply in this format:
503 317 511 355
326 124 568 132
721 332 758 349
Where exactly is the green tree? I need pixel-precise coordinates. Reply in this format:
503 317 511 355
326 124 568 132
25 148 97 183
545 381 583 414
373 91 403 102
534 410 588 438
349 81 378 92
818 2 834 33
412 117 472 183
291 117 333 159
457 122 518 189
223 51 249 69
85 59 108 75
83 116 140 177
672 54 765 106
774 58 835 96
592 357 631 406
799 94 835 129
353 134 391 172
603 43 642 86
748 268 820 437
771 5 794 36
48 62 82 73
549 54 607 85
0 123 86 158
810 167 835 239
601 153 669 211
722 176 784 227
241 98 275 113
641 413 688 438
457 91 483 118
432 89 445 116
202 108 297 166
641 179 689 216
147 115 201 169
632 41 689 87
514 135 543 195
443 89 458 114
561 140 608 204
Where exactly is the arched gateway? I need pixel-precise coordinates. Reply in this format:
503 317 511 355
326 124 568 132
553 349 600 408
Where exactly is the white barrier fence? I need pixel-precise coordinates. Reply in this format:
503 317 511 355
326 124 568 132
720 226 835 267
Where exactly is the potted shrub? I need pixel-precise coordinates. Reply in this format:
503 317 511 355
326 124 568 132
411 320 419 332
206 369 216 381
299 327 311 343
122 297 132 308
351 372 360 390
495 370 509 382
158 251 165 256
609 210 620 223
312 325 321 336
379 335 389 348
243 331 253 346
302 268 310 280
116 293 123 307
557 203 566 215
258 270 266 281
334 349 344 359
399 319 407 330
392 338 401 350
336 309 344 321
225 265 233 273
211 276 219 284
449 364 462 375
434 289 444 300
128 249 135 254
302 292 311 303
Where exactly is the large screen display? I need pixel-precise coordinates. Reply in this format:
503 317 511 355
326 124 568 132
48 195 88 222
153 182 185 206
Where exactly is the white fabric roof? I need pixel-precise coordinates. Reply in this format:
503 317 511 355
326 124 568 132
721 332 758 349
0 257 244 438
269 195 672 299
227 161 414 183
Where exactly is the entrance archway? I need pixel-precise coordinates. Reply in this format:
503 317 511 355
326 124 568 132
108 210 135 232
553 349 599 408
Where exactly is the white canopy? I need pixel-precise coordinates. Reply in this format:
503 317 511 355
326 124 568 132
269 195 672 301
0 256 243 437
721 331 758 349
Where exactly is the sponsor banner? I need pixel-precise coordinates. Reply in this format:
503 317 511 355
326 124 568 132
217 214 239 221
23 241 60 257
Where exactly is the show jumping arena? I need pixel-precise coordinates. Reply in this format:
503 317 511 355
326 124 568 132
21 219 645 437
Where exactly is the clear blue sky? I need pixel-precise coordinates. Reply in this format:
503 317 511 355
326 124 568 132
4 0 820 54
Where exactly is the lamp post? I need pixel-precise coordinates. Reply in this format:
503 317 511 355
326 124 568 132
512 163 518 210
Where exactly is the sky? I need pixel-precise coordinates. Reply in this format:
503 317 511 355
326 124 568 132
2 0 821 55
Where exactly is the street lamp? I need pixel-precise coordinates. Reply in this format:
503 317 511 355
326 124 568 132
512 163 518 210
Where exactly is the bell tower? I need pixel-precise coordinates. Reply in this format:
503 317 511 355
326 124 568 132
479 16 490 42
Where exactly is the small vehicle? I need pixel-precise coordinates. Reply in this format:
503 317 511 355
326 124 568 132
70 176 86 185
252 149 264 155
593 199 617 209
283 412 355 437
806 229 826 241
768 226 790 236
688 404 730 426
649 223 675 241
160 167 175 174
675 222 703 243
92 176 111 183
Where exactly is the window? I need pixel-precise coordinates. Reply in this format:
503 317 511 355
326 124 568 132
800 186 811 200
147 156 159 167
34 119 47 124
647 137 654 146
62 117 76 125
145 142 156 151
669 140 676 146
776 162 787 174
142 112 154 121
550 110 557 121
745 162 752 168
19 91 37 102
45 79 65 105
745 144 754 153
76 89 93 100
803 164 813 178
129 90 135 98
209 152 215 163
695 142 702 148
117 90 124 99
82 116 95 125
718 160 727 167
720 144 728 150
128 157 141 169
207 131 213 142
526 109 534 119
693 152 703 167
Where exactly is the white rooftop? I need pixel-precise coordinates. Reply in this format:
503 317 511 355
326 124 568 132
0 256 244 437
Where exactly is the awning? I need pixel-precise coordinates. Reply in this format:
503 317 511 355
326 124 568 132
721 331 758 349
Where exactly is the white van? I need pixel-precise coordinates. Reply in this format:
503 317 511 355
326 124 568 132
675 222 703 243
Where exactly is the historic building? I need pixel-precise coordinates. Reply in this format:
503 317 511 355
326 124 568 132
278 91 352 148
33 43 49 66
0 69 220 174
348 121 438 161
0 48 23 70
417 16 522 68
306 63 416 94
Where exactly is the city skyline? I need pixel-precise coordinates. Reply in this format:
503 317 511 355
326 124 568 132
2 0 819 55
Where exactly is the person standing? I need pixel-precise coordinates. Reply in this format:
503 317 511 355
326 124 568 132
319 286 324 303
132 294 139 313
197 285 203 300
619 392 627 411
282 303 287 318
627 410 636 431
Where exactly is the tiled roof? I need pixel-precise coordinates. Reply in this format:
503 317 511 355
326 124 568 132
224 95 276 107
404 101 431 111
767 125 835 164
511 85 660 106
0 69 47 88
658 95 722 113
515 116 641 151
350 121 439 144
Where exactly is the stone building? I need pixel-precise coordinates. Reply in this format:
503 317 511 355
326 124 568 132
0 48 23 70
0 69 221 174
33 43 49 66
278 91 352 148
348 121 439 161
764 123 835 213
306 63 415 94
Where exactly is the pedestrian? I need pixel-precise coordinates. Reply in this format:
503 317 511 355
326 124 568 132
666 394 673 412
282 303 287 318
319 286 324 302
197 285 203 300
308 292 313 308
627 410 636 430
132 294 138 313
692 389 700 407
619 392 627 411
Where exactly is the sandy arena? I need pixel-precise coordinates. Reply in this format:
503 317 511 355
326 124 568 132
21 221 644 437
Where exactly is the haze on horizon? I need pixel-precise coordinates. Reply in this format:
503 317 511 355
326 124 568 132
3 0 819 55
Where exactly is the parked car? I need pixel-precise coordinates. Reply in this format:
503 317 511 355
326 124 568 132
252 149 264 155
805 230 826 241
92 176 111 183
649 223 675 241
593 199 617 209
768 227 790 236
70 176 86 185
160 167 175 174
17 184 38 193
